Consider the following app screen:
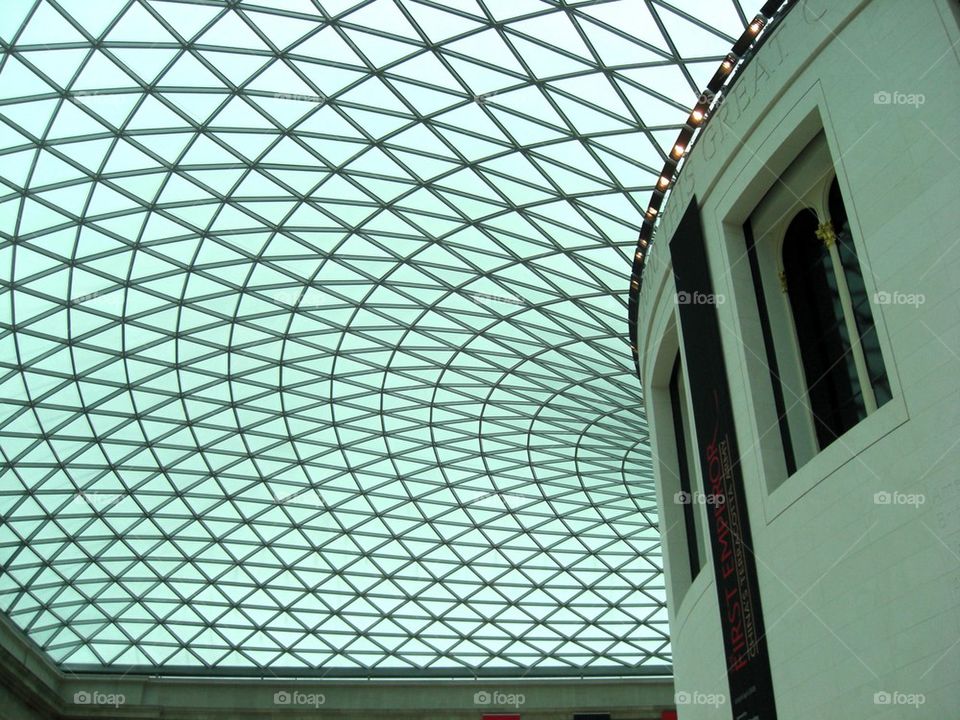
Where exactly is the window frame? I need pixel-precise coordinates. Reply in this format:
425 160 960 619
746 132 892 476
712 97 908 520
668 352 706 582
647 325 712 611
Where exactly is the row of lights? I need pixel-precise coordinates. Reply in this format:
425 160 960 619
628 1 791 362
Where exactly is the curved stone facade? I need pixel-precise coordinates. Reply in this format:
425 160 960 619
635 0 960 717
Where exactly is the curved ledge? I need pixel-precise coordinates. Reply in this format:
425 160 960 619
626 0 799 376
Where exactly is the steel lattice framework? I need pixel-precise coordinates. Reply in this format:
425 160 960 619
0 0 759 676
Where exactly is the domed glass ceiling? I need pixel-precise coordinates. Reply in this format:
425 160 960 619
0 0 760 676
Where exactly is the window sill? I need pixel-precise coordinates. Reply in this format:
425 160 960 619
762 391 909 523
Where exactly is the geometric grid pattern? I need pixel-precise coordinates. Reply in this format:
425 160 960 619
0 0 758 676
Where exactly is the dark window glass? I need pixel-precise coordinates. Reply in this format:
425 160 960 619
669 354 701 579
829 178 892 407
783 209 866 449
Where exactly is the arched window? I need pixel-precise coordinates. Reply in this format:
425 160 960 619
828 178 891 407
782 209 866 449
745 133 892 481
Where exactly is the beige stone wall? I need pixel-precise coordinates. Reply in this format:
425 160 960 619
636 0 960 717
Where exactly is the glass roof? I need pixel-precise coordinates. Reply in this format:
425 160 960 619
0 0 759 676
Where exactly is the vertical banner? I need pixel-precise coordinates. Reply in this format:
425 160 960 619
669 199 778 720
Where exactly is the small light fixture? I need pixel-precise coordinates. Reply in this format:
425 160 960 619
672 143 686 158
690 108 704 124
748 16 765 34
657 175 670 190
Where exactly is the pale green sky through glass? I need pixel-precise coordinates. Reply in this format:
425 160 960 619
0 0 760 676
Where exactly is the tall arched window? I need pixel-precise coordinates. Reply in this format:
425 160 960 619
745 133 892 481
782 208 866 449
828 178 891 407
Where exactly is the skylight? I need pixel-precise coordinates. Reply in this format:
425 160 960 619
0 0 759 676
